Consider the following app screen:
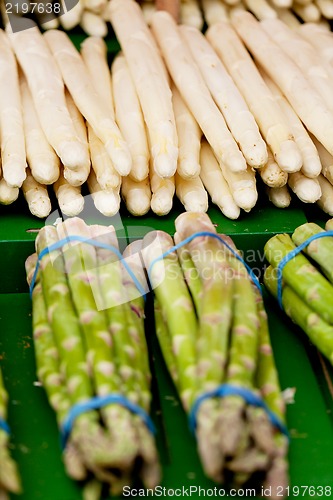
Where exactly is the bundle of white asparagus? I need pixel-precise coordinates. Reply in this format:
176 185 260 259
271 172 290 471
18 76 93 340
1 1 333 219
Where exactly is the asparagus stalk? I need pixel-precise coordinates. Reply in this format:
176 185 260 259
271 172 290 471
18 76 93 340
264 233 333 324
142 230 198 412
292 222 333 284
264 265 333 365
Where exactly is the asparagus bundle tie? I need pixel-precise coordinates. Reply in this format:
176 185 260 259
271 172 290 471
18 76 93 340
29 234 147 300
147 230 261 294
188 383 289 437
275 230 333 310
61 393 156 449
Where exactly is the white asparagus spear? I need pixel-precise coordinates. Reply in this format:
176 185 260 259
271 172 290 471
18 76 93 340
141 1 156 24
63 91 91 187
311 135 333 185
111 54 150 182
293 0 312 4
172 84 201 179
88 124 121 190
180 0 204 29
0 30 27 188
220 163 258 212
315 0 333 19
260 69 322 178
258 148 288 188
0 178 19 205
36 13 60 30
54 169 84 217
317 174 333 215
22 168 52 218
224 0 242 5
151 12 247 173
20 76 60 185
293 2 321 22
150 161 175 216
121 176 151 216
80 37 121 189
9 25 88 171
175 172 208 213
266 185 291 208
261 18 333 114
80 36 114 117
274 8 301 28
109 0 178 178
87 170 121 217
80 10 108 37
44 29 132 176
243 0 277 19
59 0 83 30
299 23 333 67
206 22 302 173
201 0 229 26
230 11 333 157
288 171 322 203
182 25 267 168
199 141 240 219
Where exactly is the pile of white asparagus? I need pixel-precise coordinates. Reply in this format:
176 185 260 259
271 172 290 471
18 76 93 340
1 0 333 219
1 0 332 37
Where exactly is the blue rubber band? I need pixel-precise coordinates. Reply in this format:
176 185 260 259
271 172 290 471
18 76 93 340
147 231 262 294
0 417 10 435
189 383 289 439
277 230 333 309
29 235 147 300
60 393 156 449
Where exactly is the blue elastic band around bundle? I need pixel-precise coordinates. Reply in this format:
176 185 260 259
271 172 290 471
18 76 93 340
189 383 289 439
29 235 147 300
0 417 10 435
148 231 262 294
277 230 333 309
60 393 156 449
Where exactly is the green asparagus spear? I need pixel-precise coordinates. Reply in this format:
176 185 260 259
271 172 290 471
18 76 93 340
264 265 333 364
264 233 333 324
292 222 333 283
142 230 198 412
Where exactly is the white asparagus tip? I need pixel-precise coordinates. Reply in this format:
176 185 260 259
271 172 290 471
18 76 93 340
59 141 90 171
292 178 322 203
275 140 302 173
151 190 173 216
153 151 178 178
181 194 208 213
130 155 150 182
59 197 84 217
3 161 27 188
104 144 132 176
0 180 19 205
28 196 52 218
220 205 241 220
222 151 247 173
93 190 121 216
233 187 258 212
178 160 201 179
124 192 151 216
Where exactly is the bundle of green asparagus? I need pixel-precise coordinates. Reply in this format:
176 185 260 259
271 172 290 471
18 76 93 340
141 212 288 496
264 220 333 365
25 217 160 497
